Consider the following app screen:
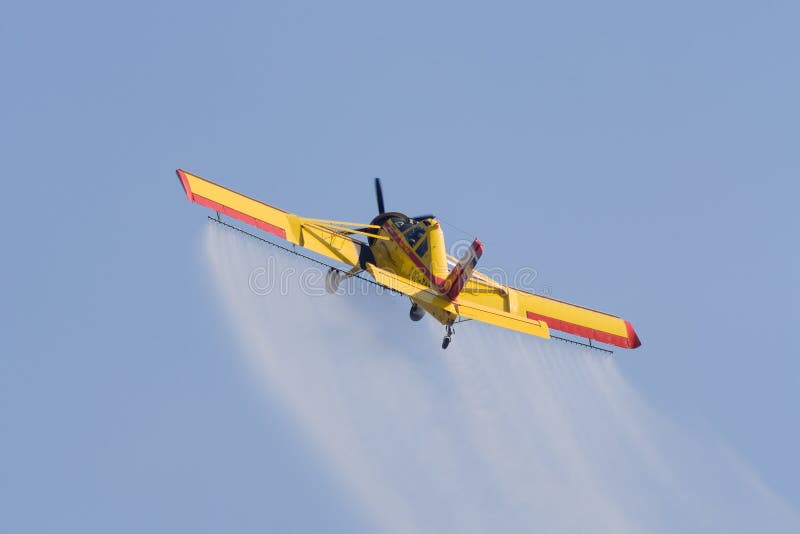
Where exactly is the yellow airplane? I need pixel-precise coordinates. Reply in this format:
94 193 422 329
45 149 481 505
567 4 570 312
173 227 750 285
178 169 641 350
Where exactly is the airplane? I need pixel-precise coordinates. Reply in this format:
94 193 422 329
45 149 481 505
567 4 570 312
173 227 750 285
177 169 641 351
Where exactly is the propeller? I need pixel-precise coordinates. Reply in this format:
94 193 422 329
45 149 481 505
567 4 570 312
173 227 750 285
375 177 385 214
357 179 434 237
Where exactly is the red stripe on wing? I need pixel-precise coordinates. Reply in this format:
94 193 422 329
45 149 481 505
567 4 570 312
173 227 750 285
193 194 287 240
525 311 641 349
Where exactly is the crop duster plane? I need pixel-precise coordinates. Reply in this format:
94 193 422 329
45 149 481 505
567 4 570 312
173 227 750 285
178 169 641 351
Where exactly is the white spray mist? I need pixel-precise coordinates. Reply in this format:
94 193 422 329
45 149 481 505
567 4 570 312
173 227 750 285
203 222 798 534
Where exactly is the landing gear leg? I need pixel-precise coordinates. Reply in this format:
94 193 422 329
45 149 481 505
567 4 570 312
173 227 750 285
442 324 454 350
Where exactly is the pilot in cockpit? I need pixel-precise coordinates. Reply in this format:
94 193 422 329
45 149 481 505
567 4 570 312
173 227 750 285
405 224 425 247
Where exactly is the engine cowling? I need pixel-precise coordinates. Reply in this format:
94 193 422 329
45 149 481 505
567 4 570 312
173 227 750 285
409 303 425 321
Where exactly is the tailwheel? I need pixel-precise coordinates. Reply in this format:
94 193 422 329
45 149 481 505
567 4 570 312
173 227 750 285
441 324 454 350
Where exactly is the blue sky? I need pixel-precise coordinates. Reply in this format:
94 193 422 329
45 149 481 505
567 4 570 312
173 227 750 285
3 1 798 531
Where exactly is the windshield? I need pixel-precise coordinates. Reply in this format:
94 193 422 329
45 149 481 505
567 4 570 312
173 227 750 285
404 225 425 247
391 216 411 232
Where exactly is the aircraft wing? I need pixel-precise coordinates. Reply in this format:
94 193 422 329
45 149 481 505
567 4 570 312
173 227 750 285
178 169 381 267
457 273 641 349
366 264 551 340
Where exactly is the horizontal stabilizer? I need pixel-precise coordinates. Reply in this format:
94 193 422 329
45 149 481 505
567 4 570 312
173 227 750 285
367 263 550 340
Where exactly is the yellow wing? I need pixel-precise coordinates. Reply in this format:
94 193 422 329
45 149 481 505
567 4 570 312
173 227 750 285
457 270 642 349
366 263 551 340
178 169 383 267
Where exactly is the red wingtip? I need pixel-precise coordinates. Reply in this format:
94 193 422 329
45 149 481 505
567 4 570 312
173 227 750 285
625 320 642 348
176 169 193 201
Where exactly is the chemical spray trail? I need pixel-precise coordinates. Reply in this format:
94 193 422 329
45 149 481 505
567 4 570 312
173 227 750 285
203 223 798 533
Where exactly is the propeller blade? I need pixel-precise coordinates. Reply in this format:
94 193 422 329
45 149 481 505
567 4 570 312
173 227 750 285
375 177 385 214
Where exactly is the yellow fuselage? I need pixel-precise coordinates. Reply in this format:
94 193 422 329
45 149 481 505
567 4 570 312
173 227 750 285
368 213 447 286
366 213 457 325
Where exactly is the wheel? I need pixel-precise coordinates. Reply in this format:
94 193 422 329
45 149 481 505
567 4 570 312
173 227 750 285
325 268 341 294
442 336 451 349
409 303 425 321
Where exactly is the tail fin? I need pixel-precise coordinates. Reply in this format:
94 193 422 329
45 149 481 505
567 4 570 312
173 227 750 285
441 239 483 300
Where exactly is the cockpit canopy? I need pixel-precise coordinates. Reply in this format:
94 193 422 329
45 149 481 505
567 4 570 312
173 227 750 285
368 212 436 256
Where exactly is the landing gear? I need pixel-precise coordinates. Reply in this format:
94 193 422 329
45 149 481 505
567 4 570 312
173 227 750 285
325 267 362 294
442 324 454 350
409 303 425 321
325 268 342 294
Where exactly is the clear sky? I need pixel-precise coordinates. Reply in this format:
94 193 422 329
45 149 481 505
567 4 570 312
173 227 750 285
2 1 798 532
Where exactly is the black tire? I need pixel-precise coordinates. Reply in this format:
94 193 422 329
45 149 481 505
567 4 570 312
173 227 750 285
442 337 451 349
